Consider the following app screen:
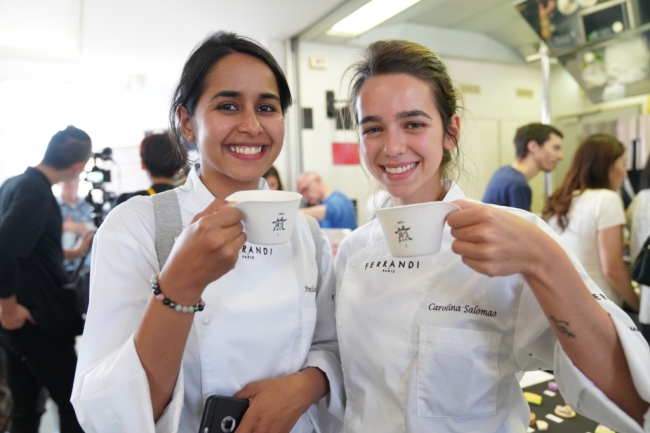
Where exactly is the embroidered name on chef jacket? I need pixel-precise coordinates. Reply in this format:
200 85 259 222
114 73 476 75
428 302 498 318
364 260 420 273
240 244 273 260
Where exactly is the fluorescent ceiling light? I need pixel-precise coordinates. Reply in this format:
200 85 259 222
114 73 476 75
326 0 422 38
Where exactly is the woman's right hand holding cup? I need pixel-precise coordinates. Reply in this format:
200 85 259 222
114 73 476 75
157 198 247 304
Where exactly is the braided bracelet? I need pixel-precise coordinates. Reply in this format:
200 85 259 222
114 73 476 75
150 274 205 313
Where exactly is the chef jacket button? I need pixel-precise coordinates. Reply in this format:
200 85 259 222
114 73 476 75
337 320 342 328
201 316 210 325
349 261 356 268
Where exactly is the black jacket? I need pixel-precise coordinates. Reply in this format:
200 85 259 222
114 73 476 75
0 167 83 338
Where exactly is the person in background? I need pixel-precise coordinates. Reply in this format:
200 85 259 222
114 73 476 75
72 32 342 432
58 177 95 270
483 123 563 211
114 132 187 206
297 171 357 230
544 134 640 311
334 38 649 432
0 125 94 433
263 165 283 190
626 153 650 344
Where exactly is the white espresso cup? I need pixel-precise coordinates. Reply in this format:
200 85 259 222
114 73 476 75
375 201 460 257
226 190 302 245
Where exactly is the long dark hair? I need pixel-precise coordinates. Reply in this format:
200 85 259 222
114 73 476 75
543 134 625 231
347 39 462 181
168 31 292 161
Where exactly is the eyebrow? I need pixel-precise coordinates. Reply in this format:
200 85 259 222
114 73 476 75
397 110 432 120
210 90 281 103
359 110 432 125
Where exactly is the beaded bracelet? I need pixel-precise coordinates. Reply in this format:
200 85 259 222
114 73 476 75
150 274 205 313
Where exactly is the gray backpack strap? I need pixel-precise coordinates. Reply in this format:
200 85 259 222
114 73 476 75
151 189 183 270
303 215 323 291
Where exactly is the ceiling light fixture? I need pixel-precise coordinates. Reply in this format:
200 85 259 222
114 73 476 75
326 0 422 38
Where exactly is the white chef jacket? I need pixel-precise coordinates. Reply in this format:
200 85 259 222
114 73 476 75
72 167 344 433
335 182 650 433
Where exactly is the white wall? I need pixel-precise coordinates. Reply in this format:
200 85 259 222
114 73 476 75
0 37 292 192
549 65 648 196
297 41 545 221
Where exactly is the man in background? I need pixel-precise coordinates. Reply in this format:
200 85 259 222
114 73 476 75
114 132 186 206
0 125 93 433
297 171 357 230
483 123 564 211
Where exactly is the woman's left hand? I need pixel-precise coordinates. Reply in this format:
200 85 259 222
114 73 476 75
448 199 549 278
234 368 324 433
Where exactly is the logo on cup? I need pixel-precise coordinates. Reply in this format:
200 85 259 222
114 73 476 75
221 416 236 432
272 213 287 232
395 221 413 243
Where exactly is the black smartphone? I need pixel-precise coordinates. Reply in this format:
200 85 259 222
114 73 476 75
198 395 249 433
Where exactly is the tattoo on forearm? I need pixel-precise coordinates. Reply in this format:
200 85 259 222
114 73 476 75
550 316 576 339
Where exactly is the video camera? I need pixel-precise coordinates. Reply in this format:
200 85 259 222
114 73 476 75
86 148 113 185
84 147 116 227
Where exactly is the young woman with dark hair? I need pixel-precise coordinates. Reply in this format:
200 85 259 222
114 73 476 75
72 32 342 433
544 134 640 310
263 165 284 190
334 40 649 432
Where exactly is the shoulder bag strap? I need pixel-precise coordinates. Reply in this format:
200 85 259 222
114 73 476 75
303 214 323 291
151 189 183 270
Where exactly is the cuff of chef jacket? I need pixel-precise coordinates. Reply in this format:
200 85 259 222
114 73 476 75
303 350 345 421
75 335 185 433
553 311 650 433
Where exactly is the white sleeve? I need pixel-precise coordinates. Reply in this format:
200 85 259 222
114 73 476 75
71 201 185 433
595 189 626 231
513 214 650 433
553 302 650 433
303 231 344 427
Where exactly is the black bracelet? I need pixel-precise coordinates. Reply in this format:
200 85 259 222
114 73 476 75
151 274 205 313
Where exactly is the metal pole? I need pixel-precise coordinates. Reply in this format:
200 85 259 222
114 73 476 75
286 37 303 191
540 41 552 198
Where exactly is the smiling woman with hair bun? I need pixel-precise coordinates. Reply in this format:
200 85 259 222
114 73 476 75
333 39 650 433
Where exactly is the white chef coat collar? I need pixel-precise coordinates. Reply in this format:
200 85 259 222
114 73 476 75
179 164 269 208
440 179 466 203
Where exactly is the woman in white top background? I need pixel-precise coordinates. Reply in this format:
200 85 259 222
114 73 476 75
71 32 343 433
334 39 649 432
544 135 640 311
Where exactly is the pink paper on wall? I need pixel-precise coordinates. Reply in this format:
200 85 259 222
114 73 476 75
332 142 359 165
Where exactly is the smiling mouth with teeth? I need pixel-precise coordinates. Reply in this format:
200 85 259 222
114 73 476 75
228 146 264 155
384 162 417 174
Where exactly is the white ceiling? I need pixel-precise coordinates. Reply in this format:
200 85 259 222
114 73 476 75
0 0 540 63
0 0 345 60
302 0 541 60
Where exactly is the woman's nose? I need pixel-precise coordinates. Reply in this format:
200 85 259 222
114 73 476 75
384 129 406 156
237 109 262 135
